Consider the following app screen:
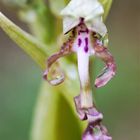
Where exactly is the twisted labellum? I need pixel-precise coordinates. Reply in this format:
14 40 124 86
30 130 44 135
44 0 116 140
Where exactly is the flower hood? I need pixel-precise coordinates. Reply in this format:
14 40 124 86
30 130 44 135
60 0 107 36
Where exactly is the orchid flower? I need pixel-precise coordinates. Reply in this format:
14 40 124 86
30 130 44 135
43 0 116 139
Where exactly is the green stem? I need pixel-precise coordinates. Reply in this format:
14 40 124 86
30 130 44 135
30 81 85 140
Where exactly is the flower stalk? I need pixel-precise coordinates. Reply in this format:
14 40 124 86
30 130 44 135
44 0 116 139
0 0 114 140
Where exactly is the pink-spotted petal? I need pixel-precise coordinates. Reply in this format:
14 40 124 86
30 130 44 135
95 64 116 88
43 36 74 85
94 39 116 88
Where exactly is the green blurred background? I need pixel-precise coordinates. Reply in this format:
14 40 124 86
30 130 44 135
0 0 139 140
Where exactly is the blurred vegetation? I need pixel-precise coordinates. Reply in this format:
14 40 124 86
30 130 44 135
0 0 140 140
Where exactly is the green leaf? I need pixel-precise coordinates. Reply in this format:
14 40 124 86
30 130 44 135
99 0 113 20
0 12 50 70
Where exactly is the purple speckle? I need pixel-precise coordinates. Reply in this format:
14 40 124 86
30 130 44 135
78 38 82 47
85 37 88 46
84 46 89 53
84 37 89 53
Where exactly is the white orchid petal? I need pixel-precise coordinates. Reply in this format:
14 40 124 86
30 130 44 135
62 16 79 34
60 0 107 36
86 17 107 36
